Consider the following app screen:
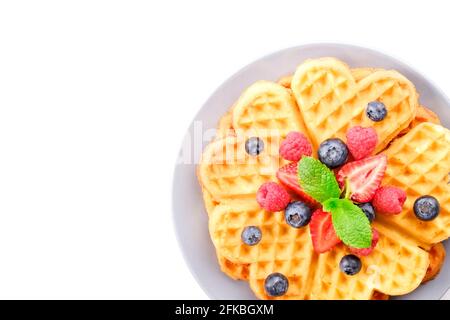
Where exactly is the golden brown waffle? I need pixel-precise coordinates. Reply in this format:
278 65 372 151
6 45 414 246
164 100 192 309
397 105 441 137
306 221 428 299
198 135 282 201
201 187 250 280
350 68 433 135
209 200 429 300
291 58 418 153
379 123 450 244
232 81 309 139
201 187 218 217
276 68 381 91
372 291 390 300
217 254 249 280
411 105 441 126
423 243 446 283
277 75 293 88
210 200 316 299
278 63 428 149
209 200 314 265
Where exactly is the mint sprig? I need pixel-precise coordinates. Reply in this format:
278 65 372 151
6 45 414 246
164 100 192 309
323 198 372 249
298 157 340 203
298 157 372 249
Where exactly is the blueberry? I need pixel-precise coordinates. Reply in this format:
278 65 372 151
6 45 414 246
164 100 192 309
285 201 312 228
264 272 289 297
245 137 264 156
358 203 376 223
339 254 362 276
366 101 387 122
241 226 262 246
413 196 440 221
318 138 348 169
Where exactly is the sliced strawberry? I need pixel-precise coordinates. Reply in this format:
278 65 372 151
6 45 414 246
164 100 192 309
276 162 318 206
337 154 387 203
349 228 379 256
310 209 341 253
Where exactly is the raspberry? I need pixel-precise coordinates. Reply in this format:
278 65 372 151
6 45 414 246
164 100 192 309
349 228 379 256
372 186 407 215
346 126 378 160
279 132 312 161
256 182 291 212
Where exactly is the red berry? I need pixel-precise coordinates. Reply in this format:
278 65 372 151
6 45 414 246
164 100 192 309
372 186 407 215
279 132 312 162
346 126 378 160
349 228 379 256
309 209 341 253
256 182 291 212
337 154 387 203
276 162 318 206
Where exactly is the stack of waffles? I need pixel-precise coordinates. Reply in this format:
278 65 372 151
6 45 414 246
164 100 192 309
198 58 449 300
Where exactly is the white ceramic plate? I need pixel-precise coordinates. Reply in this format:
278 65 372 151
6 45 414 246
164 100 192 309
172 44 450 300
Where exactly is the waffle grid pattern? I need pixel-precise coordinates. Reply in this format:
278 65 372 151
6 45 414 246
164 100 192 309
202 187 250 280
380 123 450 244
232 81 308 140
209 202 314 300
308 224 428 299
199 136 281 199
235 92 291 132
291 59 416 152
210 203 313 264
217 254 249 280
210 201 429 299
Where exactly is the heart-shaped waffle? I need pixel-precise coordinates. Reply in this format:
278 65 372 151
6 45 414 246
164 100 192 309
201 186 250 280
198 135 283 201
232 81 309 139
377 123 450 244
291 58 418 153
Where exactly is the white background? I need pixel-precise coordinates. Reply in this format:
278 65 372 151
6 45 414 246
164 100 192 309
0 0 449 299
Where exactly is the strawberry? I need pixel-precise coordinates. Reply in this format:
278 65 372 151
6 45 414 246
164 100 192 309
337 154 387 203
349 228 379 256
276 162 317 206
309 209 341 253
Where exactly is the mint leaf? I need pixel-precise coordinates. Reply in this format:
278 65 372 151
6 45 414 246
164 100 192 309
323 198 372 249
298 157 341 203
